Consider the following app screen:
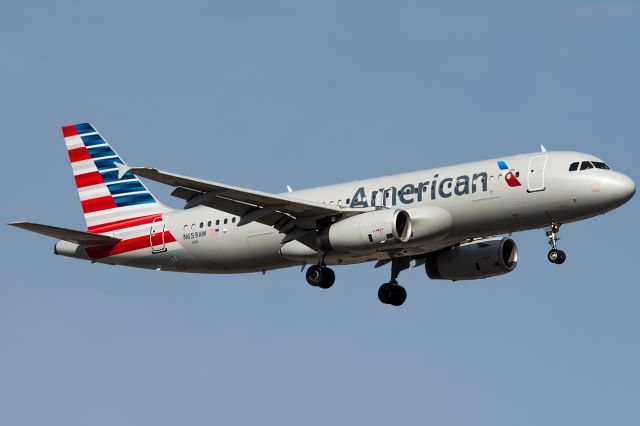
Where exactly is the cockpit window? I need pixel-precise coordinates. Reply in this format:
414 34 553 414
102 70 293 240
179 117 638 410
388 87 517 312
570 160 610 172
592 161 611 170
580 161 594 170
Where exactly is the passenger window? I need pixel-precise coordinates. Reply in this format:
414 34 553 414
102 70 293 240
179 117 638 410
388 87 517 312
216 219 220 226
569 162 579 171
592 161 611 170
208 221 212 227
224 218 228 224
232 217 236 223
580 161 594 170
183 225 188 231
346 198 351 204
200 222 204 228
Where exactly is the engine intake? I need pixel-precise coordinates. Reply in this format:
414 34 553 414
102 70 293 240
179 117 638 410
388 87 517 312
319 209 412 253
426 237 518 281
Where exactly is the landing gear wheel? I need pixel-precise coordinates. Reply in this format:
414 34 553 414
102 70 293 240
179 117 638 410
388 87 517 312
306 265 335 288
548 249 567 264
378 283 394 304
318 267 335 289
378 283 407 306
390 285 407 306
377 258 411 306
545 222 567 264
306 265 323 286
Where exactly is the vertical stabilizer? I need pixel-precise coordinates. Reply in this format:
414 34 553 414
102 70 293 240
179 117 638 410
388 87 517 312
61 123 170 234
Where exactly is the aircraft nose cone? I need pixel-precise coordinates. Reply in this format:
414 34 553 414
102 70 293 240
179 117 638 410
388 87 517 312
612 173 636 205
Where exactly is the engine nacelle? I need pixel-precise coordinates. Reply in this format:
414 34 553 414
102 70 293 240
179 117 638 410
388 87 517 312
405 205 453 242
318 209 412 253
426 237 518 280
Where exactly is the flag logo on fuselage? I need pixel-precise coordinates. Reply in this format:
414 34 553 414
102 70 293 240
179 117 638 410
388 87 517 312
497 161 522 187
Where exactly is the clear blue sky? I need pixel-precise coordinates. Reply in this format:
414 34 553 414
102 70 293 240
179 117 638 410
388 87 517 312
2 1 639 425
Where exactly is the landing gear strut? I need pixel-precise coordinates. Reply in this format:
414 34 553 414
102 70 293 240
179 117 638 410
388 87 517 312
378 258 408 306
306 252 335 289
546 222 566 264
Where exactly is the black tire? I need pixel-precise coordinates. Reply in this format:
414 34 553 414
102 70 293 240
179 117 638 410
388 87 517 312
306 265 323 286
318 267 335 289
390 285 407 306
548 249 560 264
556 250 566 264
378 283 393 304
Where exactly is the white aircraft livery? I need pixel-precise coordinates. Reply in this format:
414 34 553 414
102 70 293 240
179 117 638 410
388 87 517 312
10 123 636 306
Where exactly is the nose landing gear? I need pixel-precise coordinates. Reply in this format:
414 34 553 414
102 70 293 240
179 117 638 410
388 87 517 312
546 223 566 264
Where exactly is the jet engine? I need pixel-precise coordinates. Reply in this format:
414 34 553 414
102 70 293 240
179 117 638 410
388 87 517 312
426 237 518 280
318 209 412 252
405 205 453 242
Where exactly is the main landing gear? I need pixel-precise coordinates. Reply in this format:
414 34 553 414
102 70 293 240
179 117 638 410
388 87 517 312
306 263 335 289
305 255 409 306
378 258 408 306
546 222 566 265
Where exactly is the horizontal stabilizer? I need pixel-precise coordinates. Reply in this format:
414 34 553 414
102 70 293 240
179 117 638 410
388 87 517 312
8 222 121 246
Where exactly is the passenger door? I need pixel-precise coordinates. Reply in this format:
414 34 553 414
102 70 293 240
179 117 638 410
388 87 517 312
150 216 166 253
527 155 548 192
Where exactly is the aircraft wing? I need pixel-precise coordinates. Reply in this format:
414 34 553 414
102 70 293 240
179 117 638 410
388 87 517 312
9 222 120 246
116 164 372 244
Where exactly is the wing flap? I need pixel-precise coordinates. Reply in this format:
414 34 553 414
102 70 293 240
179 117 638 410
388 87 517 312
172 187 259 217
9 222 120 246
172 187 295 229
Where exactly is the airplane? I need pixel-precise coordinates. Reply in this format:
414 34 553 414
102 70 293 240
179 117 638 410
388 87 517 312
9 123 636 306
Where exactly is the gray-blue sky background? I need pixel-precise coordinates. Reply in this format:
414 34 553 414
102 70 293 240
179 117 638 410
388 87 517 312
2 1 639 425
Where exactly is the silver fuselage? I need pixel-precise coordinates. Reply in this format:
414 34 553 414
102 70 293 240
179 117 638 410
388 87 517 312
57 151 635 273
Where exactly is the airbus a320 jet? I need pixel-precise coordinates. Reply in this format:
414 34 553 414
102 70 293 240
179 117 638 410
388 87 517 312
10 124 636 306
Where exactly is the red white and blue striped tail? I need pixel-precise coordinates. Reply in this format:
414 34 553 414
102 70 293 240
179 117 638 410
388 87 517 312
62 123 170 234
